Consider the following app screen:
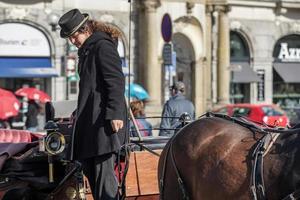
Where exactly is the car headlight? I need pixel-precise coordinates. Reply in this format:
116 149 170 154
45 132 66 155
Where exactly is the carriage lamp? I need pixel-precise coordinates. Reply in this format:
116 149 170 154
45 131 66 155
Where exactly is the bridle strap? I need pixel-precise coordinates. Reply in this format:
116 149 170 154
170 140 190 200
159 141 171 200
282 188 300 200
159 115 198 200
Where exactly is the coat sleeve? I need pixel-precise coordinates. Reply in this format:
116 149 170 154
159 102 172 136
97 40 125 120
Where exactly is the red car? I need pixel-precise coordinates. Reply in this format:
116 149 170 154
213 104 289 127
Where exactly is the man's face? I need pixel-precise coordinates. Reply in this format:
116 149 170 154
68 31 91 48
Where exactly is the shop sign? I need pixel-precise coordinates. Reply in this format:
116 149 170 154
0 23 50 57
257 69 265 101
278 43 300 62
163 43 173 65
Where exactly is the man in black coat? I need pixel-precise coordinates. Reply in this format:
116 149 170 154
59 9 127 200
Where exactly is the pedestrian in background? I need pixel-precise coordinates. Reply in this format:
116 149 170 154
26 100 40 132
130 100 152 137
59 9 127 200
159 81 195 136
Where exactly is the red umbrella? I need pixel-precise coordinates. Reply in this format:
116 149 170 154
15 87 51 103
0 96 20 120
0 88 15 98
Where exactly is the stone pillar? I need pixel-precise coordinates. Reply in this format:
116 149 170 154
204 5 214 110
216 5 230 105
139 0 161 107
193 58 206 116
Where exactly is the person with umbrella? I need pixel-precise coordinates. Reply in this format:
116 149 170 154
0 88 21 129
15 87 50 131
58 9 126 200
25 99 41 132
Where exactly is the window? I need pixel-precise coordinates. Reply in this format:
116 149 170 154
261 106 284 116
230 31 250 62
232 107 251 117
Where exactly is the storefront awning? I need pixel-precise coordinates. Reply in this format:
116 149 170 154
273 63 300 83
231 62 261 83
0 57 58 78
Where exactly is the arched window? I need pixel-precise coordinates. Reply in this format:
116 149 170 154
230 31 250 62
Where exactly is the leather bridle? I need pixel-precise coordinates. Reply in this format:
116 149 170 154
159 112 300 200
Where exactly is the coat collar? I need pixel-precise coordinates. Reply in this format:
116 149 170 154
78 31 114 57
171 93 185 100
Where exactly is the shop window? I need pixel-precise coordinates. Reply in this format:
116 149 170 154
70 81 77 94
273 34 300 109
230 31 250 62
230 31 251 103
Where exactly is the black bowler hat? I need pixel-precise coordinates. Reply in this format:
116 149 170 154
58 9 89 38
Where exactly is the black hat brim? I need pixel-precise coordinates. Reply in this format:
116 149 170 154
60 13 89 38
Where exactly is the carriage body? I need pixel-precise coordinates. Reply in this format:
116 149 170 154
0 100 169 200
0 127 85 200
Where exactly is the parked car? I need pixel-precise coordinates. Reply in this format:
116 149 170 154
213 103 289 127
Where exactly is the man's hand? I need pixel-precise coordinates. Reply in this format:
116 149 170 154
110 120 124 133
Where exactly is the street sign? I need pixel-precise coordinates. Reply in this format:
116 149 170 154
163 43 173 65
161 13 172 43
257 69 265 101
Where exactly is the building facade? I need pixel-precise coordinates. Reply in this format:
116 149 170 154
1 0 300 117
0 0 131 102
229 0 300 110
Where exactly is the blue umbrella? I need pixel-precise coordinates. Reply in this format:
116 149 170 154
125 83 149 100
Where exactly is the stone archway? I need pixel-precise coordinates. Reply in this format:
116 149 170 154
173 33 195 100
158 16 205 114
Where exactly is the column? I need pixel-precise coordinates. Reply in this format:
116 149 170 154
193 58 206 116
139 0 161 107
216 5 230 105
204 5 214 110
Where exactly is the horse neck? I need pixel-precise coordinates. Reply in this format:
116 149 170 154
265 132 300 196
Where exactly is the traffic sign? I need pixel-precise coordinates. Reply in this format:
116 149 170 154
161 13 172 43
163 43 173 65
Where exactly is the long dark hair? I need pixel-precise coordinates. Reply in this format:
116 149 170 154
78 20 122 40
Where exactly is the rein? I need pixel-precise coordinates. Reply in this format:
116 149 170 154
159 112 300 200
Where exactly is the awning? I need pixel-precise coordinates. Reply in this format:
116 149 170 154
273 62 300 83
0 57 58 78
231 62 261 83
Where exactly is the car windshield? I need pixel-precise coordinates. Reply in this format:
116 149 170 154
232 107 251 117
261 106 284 116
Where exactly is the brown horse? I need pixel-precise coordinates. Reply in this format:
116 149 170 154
158 115 300 200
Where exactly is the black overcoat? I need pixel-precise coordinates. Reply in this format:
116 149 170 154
70 31 127 160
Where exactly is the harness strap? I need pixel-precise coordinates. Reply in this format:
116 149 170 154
250 138 266 200
282 188 300 200
249 132 280 200
170 141 190 200
158 113 203 200
159 141 172 200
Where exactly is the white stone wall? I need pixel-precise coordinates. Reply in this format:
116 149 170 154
0 0 132 101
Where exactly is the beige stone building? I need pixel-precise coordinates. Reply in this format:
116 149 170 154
137 0 300 117
0 0 300 118
136 0 230 116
